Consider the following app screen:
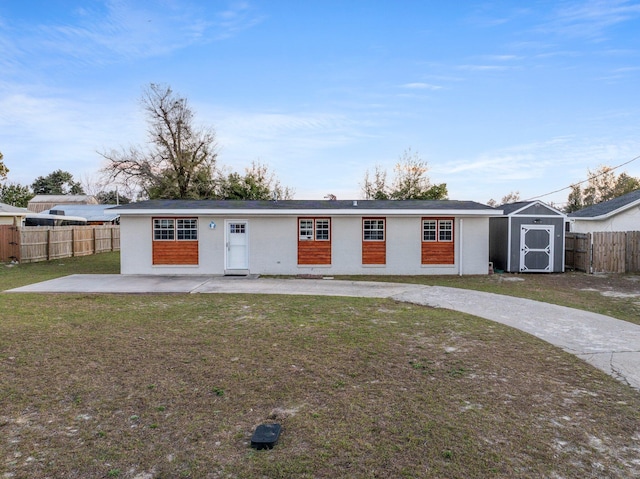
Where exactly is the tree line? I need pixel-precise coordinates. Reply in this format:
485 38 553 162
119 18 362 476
0 84 446 207
1 83 638 210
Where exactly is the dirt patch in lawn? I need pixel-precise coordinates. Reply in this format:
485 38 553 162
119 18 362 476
1 293 639 479
348 271 640 326
522 271 640 296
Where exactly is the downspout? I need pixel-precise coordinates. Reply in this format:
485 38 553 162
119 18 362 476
506 217 512 272
459 218 464 276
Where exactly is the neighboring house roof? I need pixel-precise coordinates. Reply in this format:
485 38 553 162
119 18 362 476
113 199 502 216
0 202 29 215
48 204 120 223
27 195 99 213
568 189 640 219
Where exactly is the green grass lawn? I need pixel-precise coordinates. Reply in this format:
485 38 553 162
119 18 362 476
1 253 640 478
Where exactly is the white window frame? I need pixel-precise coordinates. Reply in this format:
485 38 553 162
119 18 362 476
154 219 175 241
363 219 385 241
299 219 314 240
439 220 453 242
422 219 453 243
422 220 437 242
299 218 330 241
315 219 330 241
177 218 198 240
153 218 198 241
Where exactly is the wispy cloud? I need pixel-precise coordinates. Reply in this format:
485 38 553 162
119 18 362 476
400 82 443 91
481 54 521 62
440 135 640 204
456 64 512 72
0 88 143 184
544 0 640 40
214 110 367 158
465 6 534 28
215 1 266 40
0 0 265 69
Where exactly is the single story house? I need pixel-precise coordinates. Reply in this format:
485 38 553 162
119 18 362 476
0 202 28 226
489 200 566 273
113 199 502 276
568 189 640 233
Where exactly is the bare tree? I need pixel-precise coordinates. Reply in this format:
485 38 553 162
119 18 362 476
361 149 447 200
582 166 617 206
0 151 8 181
100 83 218 199
487 191 521 207
565 165 640 212
361 165 389 200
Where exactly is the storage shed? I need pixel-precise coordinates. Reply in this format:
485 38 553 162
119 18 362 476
489 200 566 273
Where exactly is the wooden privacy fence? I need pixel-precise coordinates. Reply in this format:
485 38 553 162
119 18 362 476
564 232 591 272
565 231 640 273
593 231 640 273
0 225 120 263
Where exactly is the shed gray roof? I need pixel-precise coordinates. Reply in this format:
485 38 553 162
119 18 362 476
500 201 533 215
113 199 499 213
499 200 565 217
568 189 640 218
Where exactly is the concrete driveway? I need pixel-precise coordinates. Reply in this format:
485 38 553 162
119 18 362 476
6 274 640 391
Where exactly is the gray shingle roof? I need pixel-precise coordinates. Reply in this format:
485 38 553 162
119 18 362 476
113 199 498 212
568 189 640 218
0 202 28 214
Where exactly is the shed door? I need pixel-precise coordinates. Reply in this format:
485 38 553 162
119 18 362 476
519 225 554 272
225 221 249 272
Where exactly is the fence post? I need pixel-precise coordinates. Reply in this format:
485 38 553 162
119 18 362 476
587 233 595 274
16 226 21 263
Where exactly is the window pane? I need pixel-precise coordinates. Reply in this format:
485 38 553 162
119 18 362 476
230 223 245 234
439 220 453 241
363 219 385 241
154 219 174 240
423 220 436 241
315 219 330 241
299 219 313 240
177 219 198 240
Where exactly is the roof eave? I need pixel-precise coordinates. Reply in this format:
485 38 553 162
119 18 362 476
116 208 504 217
572 199 640 220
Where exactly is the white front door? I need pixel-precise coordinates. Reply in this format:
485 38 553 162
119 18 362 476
520 225 554 272
225 220 249 272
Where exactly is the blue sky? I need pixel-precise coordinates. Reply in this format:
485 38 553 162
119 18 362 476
1 1 640 205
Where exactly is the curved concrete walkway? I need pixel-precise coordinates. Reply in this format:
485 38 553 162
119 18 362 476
6 274 640 391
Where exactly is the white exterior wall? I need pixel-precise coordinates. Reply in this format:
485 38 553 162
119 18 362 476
120 214 491 275
458 217 491 275
0 216 17 225
119 216 153 275
571 207 640 233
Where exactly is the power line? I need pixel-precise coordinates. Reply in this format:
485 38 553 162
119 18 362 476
524 153 640 201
